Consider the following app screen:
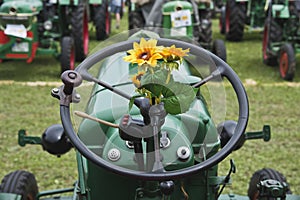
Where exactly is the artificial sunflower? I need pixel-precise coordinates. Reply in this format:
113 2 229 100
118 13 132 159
124 38 195 115
161 45 190 63
123 38 163 67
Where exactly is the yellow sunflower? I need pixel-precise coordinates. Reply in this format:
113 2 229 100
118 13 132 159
161 45 190 63
123 38 163 67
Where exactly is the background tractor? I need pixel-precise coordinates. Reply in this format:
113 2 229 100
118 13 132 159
219 0 267 41
128 0 227 62
0 0 89 73
262 0 300 81
0 30 299 200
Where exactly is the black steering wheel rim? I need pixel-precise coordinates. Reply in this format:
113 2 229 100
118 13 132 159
60 38 249 181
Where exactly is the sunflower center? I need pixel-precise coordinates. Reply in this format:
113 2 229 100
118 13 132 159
139 52 150 60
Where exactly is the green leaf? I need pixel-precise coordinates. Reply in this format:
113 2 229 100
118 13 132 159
161 82 196 114
139 69 196 114
140 69 169 96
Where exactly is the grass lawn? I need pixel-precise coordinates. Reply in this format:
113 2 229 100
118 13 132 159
0 14 299 196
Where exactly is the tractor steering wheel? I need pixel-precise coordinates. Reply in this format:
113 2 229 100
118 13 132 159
60 38 249 181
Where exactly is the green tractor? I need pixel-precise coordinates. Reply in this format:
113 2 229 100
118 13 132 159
0 0 89 73
128 0 227 62
219 0 267 41
1 30 299 200
262 0 300 81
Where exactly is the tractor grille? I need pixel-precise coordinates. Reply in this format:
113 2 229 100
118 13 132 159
0 14 35 30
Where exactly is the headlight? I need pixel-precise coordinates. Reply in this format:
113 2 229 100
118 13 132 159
43 20 52 30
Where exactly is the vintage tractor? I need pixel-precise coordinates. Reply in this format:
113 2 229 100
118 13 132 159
262 0 300 81
1 30 299 200
0 0 89 73
219 0 267 41
128 0 227 62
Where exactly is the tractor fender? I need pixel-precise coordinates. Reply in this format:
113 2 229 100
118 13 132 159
58 0 80 6
89 0 104 5
271 4 289 18
0 193 21 200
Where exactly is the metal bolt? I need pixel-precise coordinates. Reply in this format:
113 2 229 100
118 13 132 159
108 148 121 161
52 88 59 93
68 72 77 79
137 191 144 198
177 146 190 160
74 93 81 100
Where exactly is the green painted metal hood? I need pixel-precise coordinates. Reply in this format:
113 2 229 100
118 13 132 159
0 0 42 15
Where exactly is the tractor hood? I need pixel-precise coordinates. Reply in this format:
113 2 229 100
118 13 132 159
0 0 42 15
0 0 42 30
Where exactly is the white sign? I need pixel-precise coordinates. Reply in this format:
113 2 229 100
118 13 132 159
12 42 29 52
4 24 27 38
170 9 192 28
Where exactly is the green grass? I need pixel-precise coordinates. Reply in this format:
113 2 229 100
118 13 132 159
0 15 300 196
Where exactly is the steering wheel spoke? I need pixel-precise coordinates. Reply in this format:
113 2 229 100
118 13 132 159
192 66 225 88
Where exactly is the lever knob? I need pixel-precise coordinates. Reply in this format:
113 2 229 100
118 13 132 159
61 70 82 95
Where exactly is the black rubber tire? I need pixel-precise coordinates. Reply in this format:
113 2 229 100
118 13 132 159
93 0 111 40
212 39 227 62
219 6 226 34
128 9 145 36
0 170 38 200
71 0 89 61
248 168 292 200
225 0 246 41
60 36 75 73
279 43 296 81
198 9 212 49
262 15 283 66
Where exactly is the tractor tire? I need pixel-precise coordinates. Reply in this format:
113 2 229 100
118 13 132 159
60 36 75 73
0 170 38 200
279 43 296 81
71 0 89 62
225 0 246 41
262 17 283 66
128 9 145 36
248 168 291 200
212 39 226 62
219 6 226 35
198 9 212 49
93 1 111 40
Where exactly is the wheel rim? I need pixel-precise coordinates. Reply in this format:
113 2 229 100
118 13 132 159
262 24 269 61
106 10 110 34
279 51 288 77
225 4 230 33
70 46 75 70
83 11 89 56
